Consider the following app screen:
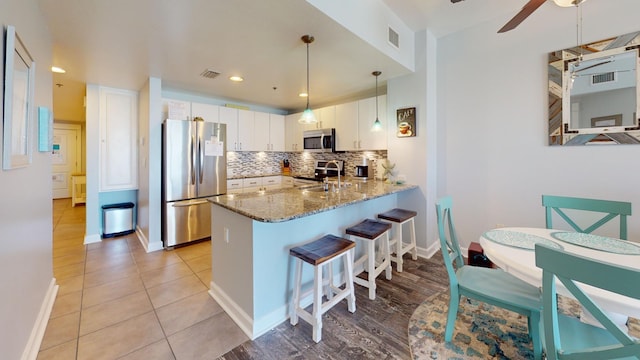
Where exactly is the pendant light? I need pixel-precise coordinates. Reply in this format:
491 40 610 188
299 35 317 124
371 71 382 132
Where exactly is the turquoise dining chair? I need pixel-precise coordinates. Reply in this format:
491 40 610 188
435 196 543 359
535 244 640 360
542 195 632 239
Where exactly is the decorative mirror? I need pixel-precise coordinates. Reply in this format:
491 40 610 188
548 31 640 145
3 25 35 169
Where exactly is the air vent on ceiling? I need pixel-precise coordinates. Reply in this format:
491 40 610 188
200 69 221 79
592 71 615 84
388 26 399 49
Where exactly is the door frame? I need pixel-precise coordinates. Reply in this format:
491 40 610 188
52 123 82 198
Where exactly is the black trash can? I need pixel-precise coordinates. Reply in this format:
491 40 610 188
102 202 135 238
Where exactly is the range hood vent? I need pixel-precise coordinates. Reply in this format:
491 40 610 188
200 69 221 79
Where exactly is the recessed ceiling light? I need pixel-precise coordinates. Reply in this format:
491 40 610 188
229 76 244 82
299 92 308 97
51 66 66 73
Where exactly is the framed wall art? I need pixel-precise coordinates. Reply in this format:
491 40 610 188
3 25 36 170
396 107 416 138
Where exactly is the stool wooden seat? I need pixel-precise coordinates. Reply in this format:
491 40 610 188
289 234 356 343
378 208 417 272
346 219 392 300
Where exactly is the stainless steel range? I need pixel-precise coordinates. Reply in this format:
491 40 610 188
293 160 344 185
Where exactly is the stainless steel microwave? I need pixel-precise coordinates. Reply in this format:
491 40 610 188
303 128 335 152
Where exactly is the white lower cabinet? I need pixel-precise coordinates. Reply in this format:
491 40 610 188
262 176 282 190
281 176 294 188
227 176 290 193
242 177 263 192
227 179 243 194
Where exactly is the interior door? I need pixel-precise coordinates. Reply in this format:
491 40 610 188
52 124 81 199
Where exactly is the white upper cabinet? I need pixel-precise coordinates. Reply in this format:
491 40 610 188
317 106 336 129
253 112 270 151
237 109 255 151
99 87 138 191
334 102 359 151
219 106 240 151
191 102 220 123
269 114 285 151
334 95 387 151
285 112 304 151
358 94 387 150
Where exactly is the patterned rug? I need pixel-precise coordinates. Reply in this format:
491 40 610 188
408 290 640 360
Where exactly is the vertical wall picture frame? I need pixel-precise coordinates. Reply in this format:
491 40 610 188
3 25 36 169
396 107 416 138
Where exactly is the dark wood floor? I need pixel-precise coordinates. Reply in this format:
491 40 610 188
219 253 449 359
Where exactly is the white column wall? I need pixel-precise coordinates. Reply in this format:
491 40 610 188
0 0 54 358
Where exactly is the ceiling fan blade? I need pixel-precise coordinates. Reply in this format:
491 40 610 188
498 0 547 33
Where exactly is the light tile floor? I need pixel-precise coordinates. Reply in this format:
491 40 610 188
38 199 249 359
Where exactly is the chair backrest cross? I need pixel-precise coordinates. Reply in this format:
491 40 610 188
535 244 640 360
542 195 632 239
436 196 543 359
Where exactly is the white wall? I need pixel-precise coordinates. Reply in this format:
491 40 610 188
0 0 54 358
387 30 438 254
137 77 163 251
436 0 640 247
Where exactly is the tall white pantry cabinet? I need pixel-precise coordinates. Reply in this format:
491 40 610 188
99 87 138 191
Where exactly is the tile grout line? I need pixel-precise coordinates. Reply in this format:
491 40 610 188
125 237 179 359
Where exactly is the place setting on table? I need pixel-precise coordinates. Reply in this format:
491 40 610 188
480 227 640 333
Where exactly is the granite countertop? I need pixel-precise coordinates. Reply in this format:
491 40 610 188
208 179 417 223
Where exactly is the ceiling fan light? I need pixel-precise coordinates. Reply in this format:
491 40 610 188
552 0 584 7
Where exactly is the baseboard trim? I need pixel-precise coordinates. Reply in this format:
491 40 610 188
21 278 58 360
84 233 101 244
208 281 255 339
135 226 163 253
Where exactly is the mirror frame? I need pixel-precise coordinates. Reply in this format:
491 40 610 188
3 25 35 169
548 31 640 145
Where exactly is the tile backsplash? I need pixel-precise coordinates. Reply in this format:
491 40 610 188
227 150 388 179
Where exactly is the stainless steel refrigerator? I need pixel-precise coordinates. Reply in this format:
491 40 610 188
162 119 226 247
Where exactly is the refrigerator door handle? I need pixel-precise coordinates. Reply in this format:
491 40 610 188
199 136 204 184
190 135 196 185
172 199 210 207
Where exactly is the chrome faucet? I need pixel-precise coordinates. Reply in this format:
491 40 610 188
324 160 341 190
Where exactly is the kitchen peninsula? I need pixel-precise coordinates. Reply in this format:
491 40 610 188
207 180 417 339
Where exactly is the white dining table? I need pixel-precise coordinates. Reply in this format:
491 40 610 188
479 227 640 321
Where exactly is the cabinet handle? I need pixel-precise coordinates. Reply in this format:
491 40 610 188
358 140 361 149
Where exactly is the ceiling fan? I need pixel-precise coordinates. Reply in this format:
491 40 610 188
451 0 587 33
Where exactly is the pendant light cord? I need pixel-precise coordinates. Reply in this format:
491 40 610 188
375 74 379 119
306 41 310 109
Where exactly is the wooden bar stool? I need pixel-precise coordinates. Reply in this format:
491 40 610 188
346 219 392 300
378 208 417 272
289 234 356 343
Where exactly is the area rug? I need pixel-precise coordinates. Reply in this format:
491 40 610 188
409 290 640 360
